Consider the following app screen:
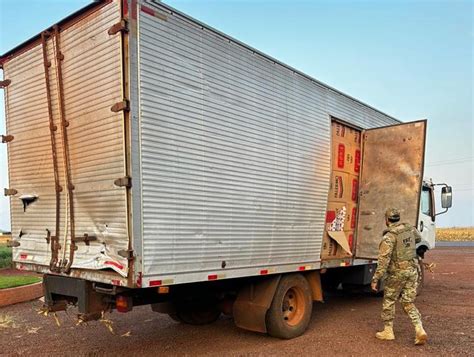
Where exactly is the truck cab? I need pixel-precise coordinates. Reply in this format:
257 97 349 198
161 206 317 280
417 180 452 258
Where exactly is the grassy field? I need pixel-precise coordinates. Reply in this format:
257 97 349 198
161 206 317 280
436 227 474 241
0 244 12 269
0 275 42 289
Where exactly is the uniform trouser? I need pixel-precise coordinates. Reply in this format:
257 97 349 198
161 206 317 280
381 267 421 326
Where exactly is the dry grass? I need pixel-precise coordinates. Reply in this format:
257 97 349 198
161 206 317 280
0 314 17 329
437 227 474 241
0 235 11 244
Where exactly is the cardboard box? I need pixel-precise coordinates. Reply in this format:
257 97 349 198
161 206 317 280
328 171 350 203
325 202 358 231
332 122 362 148
349 175 359 204
332 142 361 176
321 230 354 259
328 172 359 204
321 231 338 259
336 230 355 257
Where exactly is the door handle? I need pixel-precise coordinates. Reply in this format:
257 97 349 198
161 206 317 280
419 221 424 232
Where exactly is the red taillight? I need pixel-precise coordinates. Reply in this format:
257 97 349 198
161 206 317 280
149 280 162 287
208 274 218 280
116 295 132 313
260 269 268 275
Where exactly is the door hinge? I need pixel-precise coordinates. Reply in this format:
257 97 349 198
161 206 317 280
108 19 129 35
118 249 134 259
1 134 14 143
7 240 20 248
111 100 129 113
0 79 11 88
4 188 18 196
114 176 131 188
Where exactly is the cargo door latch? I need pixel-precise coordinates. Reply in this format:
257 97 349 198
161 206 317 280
108 19 128 35
114 176 131 188
72 234 97 246
111 100 129 113
118 249 134 260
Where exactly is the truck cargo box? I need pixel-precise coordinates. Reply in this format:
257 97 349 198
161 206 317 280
1 0 425 288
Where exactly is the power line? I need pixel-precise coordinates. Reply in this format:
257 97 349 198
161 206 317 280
426 157 474 167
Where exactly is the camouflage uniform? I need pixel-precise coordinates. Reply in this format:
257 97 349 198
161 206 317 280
372 220 422 327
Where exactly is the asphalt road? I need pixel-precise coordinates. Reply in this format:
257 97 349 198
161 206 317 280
0 247 473 356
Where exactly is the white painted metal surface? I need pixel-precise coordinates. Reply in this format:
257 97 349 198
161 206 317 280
4 0 129 277
137 1 400 284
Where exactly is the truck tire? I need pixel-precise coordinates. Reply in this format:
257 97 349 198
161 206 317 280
416 257 424 296
266 274 313 339
169 304 221 325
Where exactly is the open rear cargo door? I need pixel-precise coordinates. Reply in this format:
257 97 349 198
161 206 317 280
355 120 426 259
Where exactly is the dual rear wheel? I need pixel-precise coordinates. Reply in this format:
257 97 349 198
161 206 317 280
168 273 314 339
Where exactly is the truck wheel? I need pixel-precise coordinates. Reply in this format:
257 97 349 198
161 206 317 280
170 304 221 325
266 274 312 339
416 257 424 296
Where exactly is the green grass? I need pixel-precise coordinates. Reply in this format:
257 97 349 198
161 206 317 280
0 275 41 289
0 244 12 269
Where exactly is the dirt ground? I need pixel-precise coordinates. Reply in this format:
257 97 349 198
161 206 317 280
0 268 40 277
0 247 472 356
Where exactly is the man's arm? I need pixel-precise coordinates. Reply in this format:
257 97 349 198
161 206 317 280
371 234 396 290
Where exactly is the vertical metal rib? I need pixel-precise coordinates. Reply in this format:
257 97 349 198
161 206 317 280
40 31 61 271
52 25 76 273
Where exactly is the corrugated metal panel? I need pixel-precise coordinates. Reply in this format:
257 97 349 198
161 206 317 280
138 2 401 282
138 4 331 279
4 0 129 278
326 91 397 129
4 43 57 268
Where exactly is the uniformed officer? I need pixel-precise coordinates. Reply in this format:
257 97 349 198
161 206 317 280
370 208 428 345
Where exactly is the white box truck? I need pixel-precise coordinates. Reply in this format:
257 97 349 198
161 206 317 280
0 0 452 338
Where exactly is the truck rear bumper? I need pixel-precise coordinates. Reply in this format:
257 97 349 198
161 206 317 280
43 274 109 315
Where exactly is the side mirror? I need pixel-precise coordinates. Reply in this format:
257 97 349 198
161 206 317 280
441 186 452 208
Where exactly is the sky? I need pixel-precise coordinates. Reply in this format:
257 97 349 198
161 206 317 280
0 0 472 230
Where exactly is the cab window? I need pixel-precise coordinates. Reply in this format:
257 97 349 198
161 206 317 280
420 187 432 216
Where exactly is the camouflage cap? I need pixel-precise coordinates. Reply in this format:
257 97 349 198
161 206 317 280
385 208 400 220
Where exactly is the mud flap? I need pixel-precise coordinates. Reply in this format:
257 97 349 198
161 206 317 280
233 275 281 333
305 271 324 302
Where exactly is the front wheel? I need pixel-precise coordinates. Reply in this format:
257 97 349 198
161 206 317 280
266 274 313 339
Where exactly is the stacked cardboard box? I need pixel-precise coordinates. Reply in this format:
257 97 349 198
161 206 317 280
322 121 361 259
